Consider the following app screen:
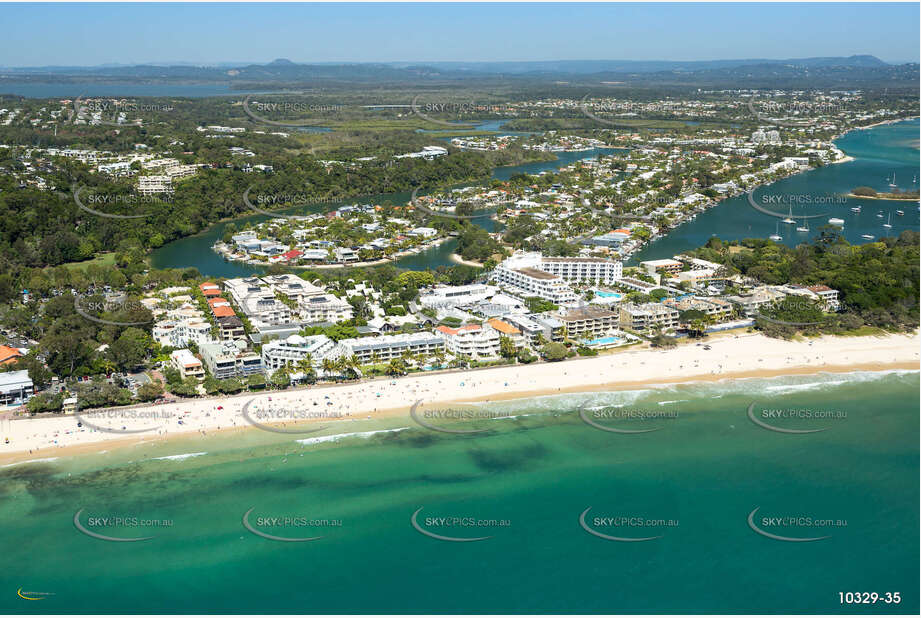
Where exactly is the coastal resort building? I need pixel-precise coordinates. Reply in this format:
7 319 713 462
169 349 206 380
619 302 680 332
553 306 620 338
0 370 34 405
436 324 501 360
260 334 341 374
337 332 445 364
0 345 24 366
199 282 222 298
199 341 264 379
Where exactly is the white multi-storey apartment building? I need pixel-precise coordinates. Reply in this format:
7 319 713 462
419 284 497 309
435 325 501 360
169 349 205 380
619 303 680 331
199 341 263 379
137 175 172 195
493 253 577 304
153 317 215 349
224 277 294 327
260 334 340 374
258 274 353 323
540 257 623 284
493 252 623 302
337 333 445 364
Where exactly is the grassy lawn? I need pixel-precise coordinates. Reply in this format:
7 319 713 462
58 253 117 271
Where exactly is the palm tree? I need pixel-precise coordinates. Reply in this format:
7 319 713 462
321 358 337 380
386 359 405 376
295 353 313 378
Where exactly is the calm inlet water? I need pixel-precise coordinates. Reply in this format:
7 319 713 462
630 119 920 264
2 370 917 613
150 148 619 277
150 119 919 277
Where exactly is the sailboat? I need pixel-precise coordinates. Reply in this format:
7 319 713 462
795 218 809 232
782 204 796 225
882 213 892 229
769 221 783 241
896 209 904 216
861 234 875 240
888 173 897 188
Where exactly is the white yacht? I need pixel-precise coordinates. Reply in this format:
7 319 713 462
828 217 845 226
769 221 783 241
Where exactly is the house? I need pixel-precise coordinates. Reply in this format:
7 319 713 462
0 345 24 366
554 306 619 338
486 318 525 348
199 282 222 298
200 341 263 379
436 325 500 360
260 334 341 374
0 370 33 405
337 333 445 364
169 349 205 380
619 303 680 331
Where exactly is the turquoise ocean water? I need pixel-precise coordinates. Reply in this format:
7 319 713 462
1 370 917 613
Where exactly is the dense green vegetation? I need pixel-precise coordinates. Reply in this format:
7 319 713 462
689 231 920 336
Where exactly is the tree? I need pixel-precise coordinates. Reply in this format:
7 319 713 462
270 369 291 388
108 327 150 371
499 335 517 359
541 342 568 362
137 380 165 401
247 373 267 389
170 377 200 397
386 358 406 376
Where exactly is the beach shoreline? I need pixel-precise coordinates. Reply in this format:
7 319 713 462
2 331 917 465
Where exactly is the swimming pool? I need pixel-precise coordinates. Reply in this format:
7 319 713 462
582 336 623 346
594 291 624 299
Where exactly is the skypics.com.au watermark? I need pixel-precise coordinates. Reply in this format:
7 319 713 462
73 508 172 542
578 404 678 434
74 185 171 220
242 94 344 128
410 96 497 127
240 399 341 434
241 185 342 220
746 96 846 127
581 96 683 126
73 295 152 327
71 96 174 127
579 507 678 542
242 507 342 542
410 506 510 542
409 400 516 434
746 403 846 434
75 407 176 435
747 506 846 542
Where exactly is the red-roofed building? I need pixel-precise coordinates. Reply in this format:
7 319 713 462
211 305 236 318
436 324 500 359
0 345 24 366
282 249 303 262
200 282 221 297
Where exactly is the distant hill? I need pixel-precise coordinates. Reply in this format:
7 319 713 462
0 56 915 92
396 56 890 74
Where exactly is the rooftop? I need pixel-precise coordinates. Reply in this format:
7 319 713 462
515 267 557 280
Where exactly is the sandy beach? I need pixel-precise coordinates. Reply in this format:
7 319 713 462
1 331 917 464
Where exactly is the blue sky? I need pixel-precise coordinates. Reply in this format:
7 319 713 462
2 3 918 66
